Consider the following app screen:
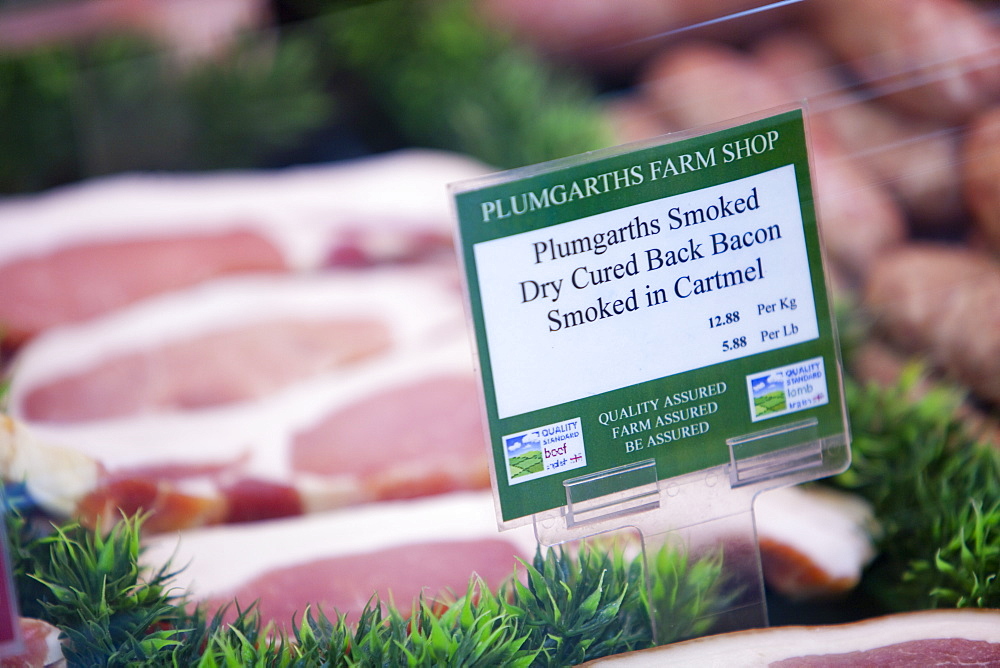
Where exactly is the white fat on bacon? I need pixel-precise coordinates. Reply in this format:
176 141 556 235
754 485 879 599
3 265 487 524
142 491 535 597
581 609 1000 666
12 333 482 509
0 149 487 271
140 491 537 628
7 268 466 423
0 150 489 343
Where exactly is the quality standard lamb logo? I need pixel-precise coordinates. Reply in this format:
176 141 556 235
747 357 828 422
503 417 586 485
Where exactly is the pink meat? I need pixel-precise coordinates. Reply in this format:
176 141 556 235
640 41 906 285
324 227 455 268
0 618 63 668
76 465 306 533
586 609 1000 665
205 538 522 630
770 638 1000 666
22 317 390 422
803 0 1000 123
291 375 491 499
0 230 286 345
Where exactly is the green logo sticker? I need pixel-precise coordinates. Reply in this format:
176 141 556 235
503 418 586 485
747 357 829 421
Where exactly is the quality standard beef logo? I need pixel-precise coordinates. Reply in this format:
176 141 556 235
503 418 586 485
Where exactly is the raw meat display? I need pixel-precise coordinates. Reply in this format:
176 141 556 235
8 270 463 423
753 485 877 600
0 149 487 344
0 231 287 346
639 40 907 285
581 609 1000 666
7 331 488 531
0 618 64 668
864 244 1000 405
753 30 964 231
3 0 1000 659
291 374 490 501
140 492 537 630
0 151 494 532
802 0 1000 122
141 487 873 633
965 106 1000 253
206 538 524 630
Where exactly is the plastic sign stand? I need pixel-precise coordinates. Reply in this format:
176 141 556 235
452 107 850 643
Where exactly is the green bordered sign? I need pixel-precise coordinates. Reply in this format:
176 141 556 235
452 109 848 526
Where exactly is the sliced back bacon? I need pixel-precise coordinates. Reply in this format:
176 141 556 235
141 492 536 630
21 316 390 422
291 374 490 501
0 150 488 344
8 268 487 530
0 231 287 346
8 269 463 423
581 609 1000 666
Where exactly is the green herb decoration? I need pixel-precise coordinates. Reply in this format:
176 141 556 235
506 543 652 666
8 512 190 666
194 606 294 668
2 0 614 193
315 0 613 169
0 34 332 194
836 366 1000 611
3 509 734 666
643 543 733 645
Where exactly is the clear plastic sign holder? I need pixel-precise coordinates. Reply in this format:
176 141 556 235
452 106 851 646
532 419 849 644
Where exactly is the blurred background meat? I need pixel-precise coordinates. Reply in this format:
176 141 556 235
0 0 270 58
0 151 485 344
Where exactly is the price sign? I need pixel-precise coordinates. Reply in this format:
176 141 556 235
453 109 847 525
